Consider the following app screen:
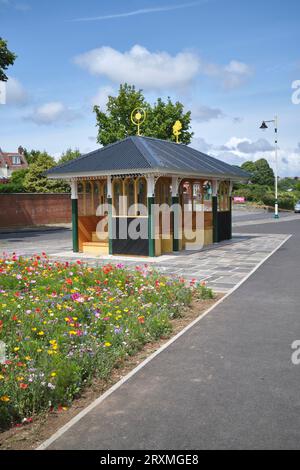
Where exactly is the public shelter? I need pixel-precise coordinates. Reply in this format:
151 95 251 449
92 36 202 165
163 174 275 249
47 135 249 257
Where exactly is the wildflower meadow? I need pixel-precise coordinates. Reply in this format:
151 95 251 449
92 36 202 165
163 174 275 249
0 253 213 429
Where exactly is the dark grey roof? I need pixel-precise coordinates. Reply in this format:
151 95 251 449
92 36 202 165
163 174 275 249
47 136 249 179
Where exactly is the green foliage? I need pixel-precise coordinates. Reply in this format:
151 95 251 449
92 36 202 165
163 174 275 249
94 83 193 146
10 168 29 187
0 37 16 82
0 169 29 193
144 97 193 144
232 184 270 203
58 148 81 165
0 182 23 193
261 193 296 210
23 153 69 193
23 149 44 165
233 184 297 210
241 161 256 175
278 177 298 192
241 158 275 186
195 282 214 300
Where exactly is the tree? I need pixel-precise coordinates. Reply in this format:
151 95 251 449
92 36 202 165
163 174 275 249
10 168 29 189
58 148 81 165
254 159 275 186
144 98 193 144
241 161 256 176
0 37 17 82
241 159 274 186
23 149 44 165
93 83 193 146
23 153 68 193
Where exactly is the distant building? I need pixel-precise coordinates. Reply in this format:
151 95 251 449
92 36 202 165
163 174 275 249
0 146 29 179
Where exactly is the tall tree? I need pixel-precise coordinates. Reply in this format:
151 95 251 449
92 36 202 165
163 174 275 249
23 149 44 165
241 159 275 186
0 37 16 82
93 83 193 146
58 148 81 165
23 153 68 193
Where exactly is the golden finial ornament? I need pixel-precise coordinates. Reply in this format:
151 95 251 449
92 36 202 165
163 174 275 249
173 120 182 144
131 108 146 136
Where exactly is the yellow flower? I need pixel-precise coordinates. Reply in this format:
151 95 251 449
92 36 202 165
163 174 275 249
104 342 111 347
0 396 10 402
37 348 42 353
32 327 37 332
69 330 77 335
14 347 20 352
38 331 44 336
51 372 56 377
0 375 4 380
25 356 31 361
47 350 53 355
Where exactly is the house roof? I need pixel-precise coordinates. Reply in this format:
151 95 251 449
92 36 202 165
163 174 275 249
47 136 249 180
0 149 28 169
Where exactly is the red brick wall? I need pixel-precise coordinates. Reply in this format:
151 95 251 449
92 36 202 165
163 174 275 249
0 193 71 228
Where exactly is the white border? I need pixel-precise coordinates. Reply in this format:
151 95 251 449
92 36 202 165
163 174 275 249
37 234 292 450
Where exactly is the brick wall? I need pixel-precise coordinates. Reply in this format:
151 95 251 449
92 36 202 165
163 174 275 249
0 193 71 228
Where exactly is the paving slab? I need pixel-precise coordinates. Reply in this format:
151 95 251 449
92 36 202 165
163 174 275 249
0 228 288 293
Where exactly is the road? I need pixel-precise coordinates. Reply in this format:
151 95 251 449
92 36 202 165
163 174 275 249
40 215 300 450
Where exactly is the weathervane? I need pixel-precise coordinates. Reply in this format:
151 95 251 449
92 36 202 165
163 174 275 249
173 120 182 144
131 108 146 136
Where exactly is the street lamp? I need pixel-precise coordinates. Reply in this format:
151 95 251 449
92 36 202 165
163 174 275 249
259 116 279 219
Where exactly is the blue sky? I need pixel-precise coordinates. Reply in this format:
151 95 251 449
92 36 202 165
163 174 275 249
1 0 300 175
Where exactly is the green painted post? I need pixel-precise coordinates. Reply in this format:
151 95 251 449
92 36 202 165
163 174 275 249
107 197 113 255
71 198 79 252
212 196 218 243
172 196 179 252
148 197 155 257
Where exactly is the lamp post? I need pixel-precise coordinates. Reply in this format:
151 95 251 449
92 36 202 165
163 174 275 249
260 116 279 219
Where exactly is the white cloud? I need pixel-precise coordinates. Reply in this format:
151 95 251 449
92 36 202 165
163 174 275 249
6 77 28 105
91 85 115 109
220 137 273 154
71 1 203 22
192 136 213 154
210 136 300 177
75 45 200 90
191 104 224 122
25 101 81 125
75 44 252 92
237 138 274 154
217 151 246 166
202 59 253 90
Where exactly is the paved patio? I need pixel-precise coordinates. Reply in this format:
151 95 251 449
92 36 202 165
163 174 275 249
48 233 288 292
0 226 288 293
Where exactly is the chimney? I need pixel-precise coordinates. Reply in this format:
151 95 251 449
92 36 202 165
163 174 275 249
18 146 24 155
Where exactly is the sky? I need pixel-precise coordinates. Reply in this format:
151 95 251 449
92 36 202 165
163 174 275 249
0 0 300 176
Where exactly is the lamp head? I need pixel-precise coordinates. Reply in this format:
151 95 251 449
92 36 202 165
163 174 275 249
260 121 268 130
